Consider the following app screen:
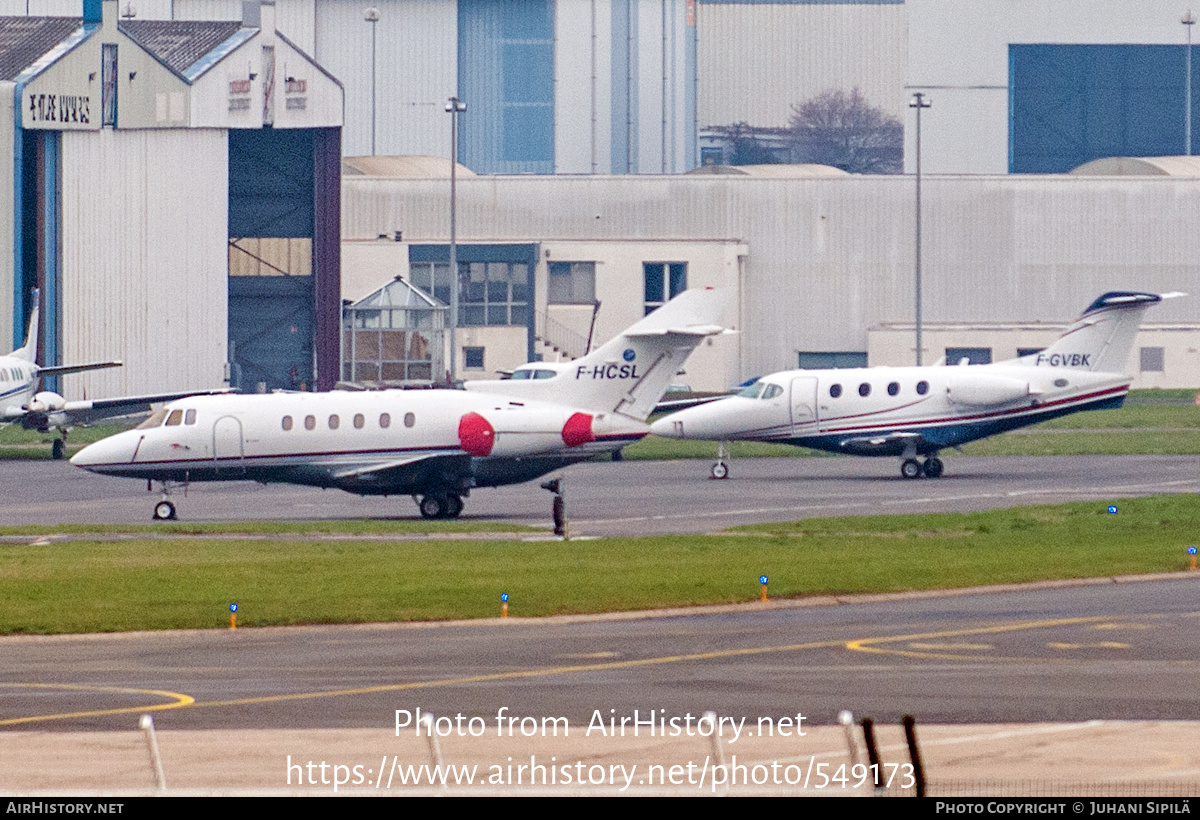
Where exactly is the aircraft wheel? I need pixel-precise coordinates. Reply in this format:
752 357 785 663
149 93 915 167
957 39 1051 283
51 439 66 460
710 461 729 480
923 457 944 478
900 459 922 479
153 501 177 521
445 495 464 519
418 494 447 519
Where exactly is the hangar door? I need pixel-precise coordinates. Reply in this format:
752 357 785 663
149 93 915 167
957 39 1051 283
227 128 340 391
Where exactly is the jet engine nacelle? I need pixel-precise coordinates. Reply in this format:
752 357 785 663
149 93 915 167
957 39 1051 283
945 372 1035 407
458 408 598 457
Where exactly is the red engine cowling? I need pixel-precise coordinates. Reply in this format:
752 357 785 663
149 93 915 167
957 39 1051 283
458 409 596 457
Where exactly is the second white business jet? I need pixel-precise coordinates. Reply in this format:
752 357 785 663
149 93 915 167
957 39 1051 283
72 288 732 519
651 291 1180 480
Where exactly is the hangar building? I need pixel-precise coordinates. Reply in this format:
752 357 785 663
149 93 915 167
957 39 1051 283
1 0 343 399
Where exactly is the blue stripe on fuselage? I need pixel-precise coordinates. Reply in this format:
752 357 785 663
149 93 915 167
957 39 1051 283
780 391 1126 456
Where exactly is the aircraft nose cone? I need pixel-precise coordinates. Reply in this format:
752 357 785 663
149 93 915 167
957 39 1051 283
70 434 136 472
650 416 684 438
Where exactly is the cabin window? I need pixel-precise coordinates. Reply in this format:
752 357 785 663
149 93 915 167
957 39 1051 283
858 383 871 397
166 409 184 426
329 414 340 430
138 409 169 430
1054 378 1069 388
887 382 899 396
353 413 365 429
184 409 197 425
829 384 842 398
282 415 293 431
404 412 416 428
380 413 391 429
916 381 929 395
304 415 316 430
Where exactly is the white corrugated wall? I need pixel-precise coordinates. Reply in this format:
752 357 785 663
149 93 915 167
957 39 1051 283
59 128 228 399
697 2 908 129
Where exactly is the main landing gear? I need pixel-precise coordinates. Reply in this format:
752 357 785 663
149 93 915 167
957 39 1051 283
51 438 66 460
900 456 944 480
416 493 464 520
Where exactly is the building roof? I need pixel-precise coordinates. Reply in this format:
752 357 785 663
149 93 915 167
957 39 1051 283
685 163 850 177
119 19 243 76
1069 156 1200 177
342 155 477 178
0 16 79 81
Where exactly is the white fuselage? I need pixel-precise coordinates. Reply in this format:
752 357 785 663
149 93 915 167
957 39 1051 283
651 363 1130 456
71 389 649 495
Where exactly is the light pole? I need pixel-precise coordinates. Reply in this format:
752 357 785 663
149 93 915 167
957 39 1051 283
910 92 931 367
1185 10 1195 155
446 96 467 383
364 7 380 155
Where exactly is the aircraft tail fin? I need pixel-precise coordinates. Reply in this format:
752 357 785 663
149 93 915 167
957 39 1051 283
12 289 39 363
465 288 733 420
1010 291 1184 373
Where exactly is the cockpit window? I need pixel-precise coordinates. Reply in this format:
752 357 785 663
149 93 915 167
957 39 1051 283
534 369 556 379
165 409 184 426
510 369 533 380
761 383 784 400
138 408 169 430
184 409 197 425
737 383 765 399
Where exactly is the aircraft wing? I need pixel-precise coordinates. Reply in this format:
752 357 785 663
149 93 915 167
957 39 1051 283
56 388 236 426
331 451 465 480
838 431 929 457
38 360 122 378
652 394 730 415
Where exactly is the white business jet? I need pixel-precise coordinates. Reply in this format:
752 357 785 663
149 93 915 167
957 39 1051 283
650 291 1181 480
1 290 228 459
72 287 732 520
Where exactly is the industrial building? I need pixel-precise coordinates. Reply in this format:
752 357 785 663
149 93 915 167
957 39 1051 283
2 0 1198 400
341 164 1199 389
2 0 343 399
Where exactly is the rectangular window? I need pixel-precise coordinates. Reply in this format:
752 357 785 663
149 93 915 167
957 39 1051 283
101 43 118 127
643 262 687 315
548 262 596 304
464 346 485 370
946 347 992 366
797 352 868 370
1140 346 1165 372
409 261 528 327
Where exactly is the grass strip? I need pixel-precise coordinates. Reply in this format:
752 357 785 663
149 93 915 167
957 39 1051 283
1 494 1195 634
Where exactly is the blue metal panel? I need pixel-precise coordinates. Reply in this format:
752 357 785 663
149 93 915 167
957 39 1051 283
1011 44 1200 173
610 0 637 173
40 131 61 391
458 0 555 174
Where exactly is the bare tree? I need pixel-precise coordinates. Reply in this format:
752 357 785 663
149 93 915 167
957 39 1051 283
705 121 786 166
788 88 902 174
